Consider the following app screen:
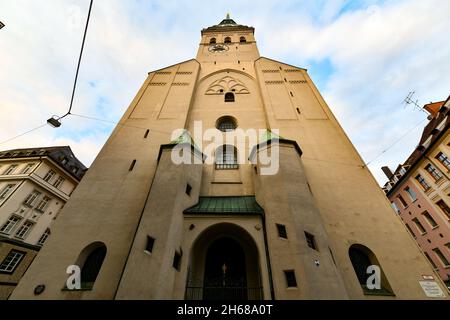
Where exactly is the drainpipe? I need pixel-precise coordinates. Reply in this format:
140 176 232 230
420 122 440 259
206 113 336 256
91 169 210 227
261 212 275 300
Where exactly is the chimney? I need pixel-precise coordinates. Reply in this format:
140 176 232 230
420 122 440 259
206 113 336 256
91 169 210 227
381 166 394 179
423 101 445 118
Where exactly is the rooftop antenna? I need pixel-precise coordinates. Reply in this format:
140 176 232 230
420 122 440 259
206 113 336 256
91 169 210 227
403 91 429 116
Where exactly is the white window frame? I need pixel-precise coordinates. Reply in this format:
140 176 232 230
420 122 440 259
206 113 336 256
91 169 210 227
0 216 22 234
53 176 65 188
15 221 34 239
37 229 51 246
36 196 51 212
43 170 55 182
0 250 25 273
23 190 41 206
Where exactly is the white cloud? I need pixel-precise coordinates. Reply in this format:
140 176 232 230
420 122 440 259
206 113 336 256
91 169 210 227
0 0 449 186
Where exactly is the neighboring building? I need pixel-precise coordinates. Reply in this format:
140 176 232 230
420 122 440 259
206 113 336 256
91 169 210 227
11 16 447 300
382 96 450 291
0 146 86 299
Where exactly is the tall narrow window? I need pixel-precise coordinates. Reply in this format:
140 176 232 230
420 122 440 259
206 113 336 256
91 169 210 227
304 232 317 250
145 236 155 253
43 170 55 182
0 184 15 199
239 36 246 43
435 152 450 170
436 200 450 219
412 217 427 234
15 221 34 239
129 160 137 171
224 37 231 44
415 174 431 191
37 229 51 246
77 243 107 289
3 165 17 175
224 92 235 102
390 201 400 214
21 163 35 174
0 216 21 234
284 270 297 287
424 252 438 269
0 250 25 273
405 223 416 238
348 244 393 295
425 164 443 182
23 190 41 207
215 145 238 170
404 187 417 201
276 224 288 239
173 250 182 271
432 248 450 267
53 176 65 188
422 211 438 228
397 195 408 208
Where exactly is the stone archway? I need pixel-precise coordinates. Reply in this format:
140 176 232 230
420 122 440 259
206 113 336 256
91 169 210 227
185 223 263 300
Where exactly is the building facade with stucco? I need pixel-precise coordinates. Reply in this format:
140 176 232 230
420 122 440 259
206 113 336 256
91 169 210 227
10 16 448 300
0 146 86 299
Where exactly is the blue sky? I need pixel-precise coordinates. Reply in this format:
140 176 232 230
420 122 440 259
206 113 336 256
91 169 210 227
1 0 449 185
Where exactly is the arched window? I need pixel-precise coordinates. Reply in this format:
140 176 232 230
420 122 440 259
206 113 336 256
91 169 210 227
224 37 231 44
215 145 238 170
76 242 107 289
216 116 237 132
210 38 216 44
224 92 235 102
240 36 246 43
348 244 393 296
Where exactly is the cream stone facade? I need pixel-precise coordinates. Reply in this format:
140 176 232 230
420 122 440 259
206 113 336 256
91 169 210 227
10 16 448 300
0 146 86 299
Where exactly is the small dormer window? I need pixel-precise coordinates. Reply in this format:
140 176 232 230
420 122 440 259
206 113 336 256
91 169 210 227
224 37 231 44
210 38 216 44
240 36 246 43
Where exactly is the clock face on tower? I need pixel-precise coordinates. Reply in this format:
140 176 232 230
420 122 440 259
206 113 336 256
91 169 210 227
208 44 229 53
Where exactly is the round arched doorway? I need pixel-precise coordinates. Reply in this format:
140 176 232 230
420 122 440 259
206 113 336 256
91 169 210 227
185 223 263 300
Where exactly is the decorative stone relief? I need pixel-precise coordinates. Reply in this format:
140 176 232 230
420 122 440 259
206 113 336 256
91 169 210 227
206 76 250 95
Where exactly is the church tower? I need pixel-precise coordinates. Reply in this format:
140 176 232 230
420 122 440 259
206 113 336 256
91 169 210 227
10 16 447 300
